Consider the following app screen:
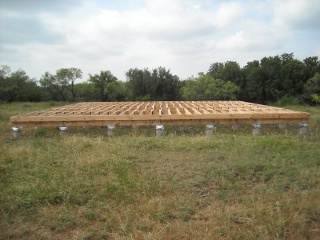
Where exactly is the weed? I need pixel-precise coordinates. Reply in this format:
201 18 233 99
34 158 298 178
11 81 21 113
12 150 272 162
45 213 77 232
156 210 176 223
178 205 195 222
81 230 109 240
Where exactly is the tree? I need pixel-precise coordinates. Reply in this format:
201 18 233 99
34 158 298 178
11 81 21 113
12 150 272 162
279 59 307 96
126 67 182 101
207 62 224 79
0 66 42 102
242 53 320 103
182 73 239 101
303 56 320 79
221 61 243 84
40 72 69 101
243 60 269 103
21 80 45 102
243 56 282 103
40 68 82 101
151 67 182 100
0 65 11 102
0 65 11 79
311 94 320 105
56 68 82 100
125 68 150 100
303 72 320 103
105 81 126 101
207 61 244 99
280 52 294 66
88 71 118 101
74 83 97 101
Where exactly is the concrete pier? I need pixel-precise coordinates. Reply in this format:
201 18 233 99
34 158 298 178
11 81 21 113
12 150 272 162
59 126 68 136
107 125 115 138
232 124 240 130
156 124 164 137
299 122 308 135
252 123 261 136
12 126 22 140
206 124 215 136
279 123 287 129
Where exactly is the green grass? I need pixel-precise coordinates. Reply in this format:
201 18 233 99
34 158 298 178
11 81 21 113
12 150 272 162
1 102 320 239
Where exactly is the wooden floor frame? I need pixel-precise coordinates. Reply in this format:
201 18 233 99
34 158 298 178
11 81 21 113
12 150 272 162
10 101 310 128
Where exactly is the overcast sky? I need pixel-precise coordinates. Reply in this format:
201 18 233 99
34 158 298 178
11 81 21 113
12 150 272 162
1 0 319 82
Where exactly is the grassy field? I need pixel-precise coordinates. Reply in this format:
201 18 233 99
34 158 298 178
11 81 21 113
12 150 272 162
1 102 320 239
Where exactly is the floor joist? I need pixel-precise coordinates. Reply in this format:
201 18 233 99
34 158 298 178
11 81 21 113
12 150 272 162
10 101 310 128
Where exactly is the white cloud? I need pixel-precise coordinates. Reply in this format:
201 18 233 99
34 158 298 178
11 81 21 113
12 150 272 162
273 0 320 29
0 0 319 81
213 1 247 28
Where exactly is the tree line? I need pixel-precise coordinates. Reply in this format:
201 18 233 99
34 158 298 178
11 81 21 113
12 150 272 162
1 53 319 105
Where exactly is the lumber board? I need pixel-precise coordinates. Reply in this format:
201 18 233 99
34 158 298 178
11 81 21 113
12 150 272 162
10 101 310 127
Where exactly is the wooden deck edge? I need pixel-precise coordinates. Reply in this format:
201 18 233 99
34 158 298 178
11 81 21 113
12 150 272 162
10 113 310 123
11 118 309 128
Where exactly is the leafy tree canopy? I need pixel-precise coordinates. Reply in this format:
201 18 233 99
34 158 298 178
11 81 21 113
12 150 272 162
182 73 239 101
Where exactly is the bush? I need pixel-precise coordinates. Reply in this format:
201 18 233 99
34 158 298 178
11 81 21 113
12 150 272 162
271 95 301 106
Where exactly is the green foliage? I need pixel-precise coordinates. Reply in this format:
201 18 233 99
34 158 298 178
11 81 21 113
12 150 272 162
2 52 320 103
74 82 97 101
279 59 307 96
57 68 82 100
239 53 316 103
245 56 282 103
0 65 43 102
207 61 243 99
104 81 126 101
40 68 82 101
272 95 301 107
311 94 320 104
208 53 318 104
88 71 118 101
182 73 239 100
303 72 320 103
126 67 182 101
207 62 224 79
303 56 320 79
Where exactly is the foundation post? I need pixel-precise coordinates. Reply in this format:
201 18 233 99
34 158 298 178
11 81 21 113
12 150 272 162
206 124 215 136
232 124 240 130
156 124 164 137
12 126 22 140
299 122 308 135
252 123 261 136
279 123 287 129
107 124 115 138
131 125 138 135
59 126 68 136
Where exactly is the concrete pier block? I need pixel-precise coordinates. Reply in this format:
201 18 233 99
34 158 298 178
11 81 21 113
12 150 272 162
232 124 240 130
279 123 287 129
132 125 139 130
206 124 215 136
59 126 68 136
156 124 164 137
12 126 22 140
107 125 115 138
252 123 261 136
299 122 308 135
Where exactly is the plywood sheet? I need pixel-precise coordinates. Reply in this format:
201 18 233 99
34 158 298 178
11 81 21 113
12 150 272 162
10 101 310 127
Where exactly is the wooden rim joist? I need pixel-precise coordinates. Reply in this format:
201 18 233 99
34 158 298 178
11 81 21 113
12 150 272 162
10 101 310 128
